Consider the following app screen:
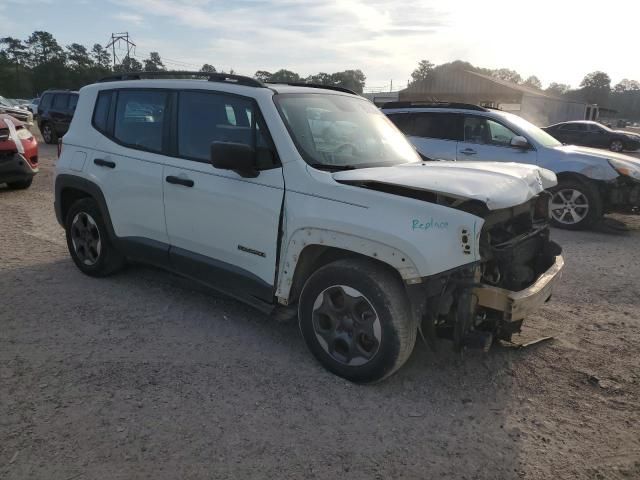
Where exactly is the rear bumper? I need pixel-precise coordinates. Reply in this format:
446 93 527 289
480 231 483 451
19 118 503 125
0 152 39 184
474 254 564 321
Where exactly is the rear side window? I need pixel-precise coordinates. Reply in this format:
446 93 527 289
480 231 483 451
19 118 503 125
92 91 113 134
40 94 52 110
68 94 79 111
114 90 168 153
53 94 69 109
178 91 277 168
409 112 461 141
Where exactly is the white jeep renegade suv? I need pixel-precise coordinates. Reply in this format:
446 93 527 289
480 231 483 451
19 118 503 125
54 72 564 382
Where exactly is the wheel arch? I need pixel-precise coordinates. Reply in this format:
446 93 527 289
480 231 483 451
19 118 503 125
55 174 117 241
275 228 422 305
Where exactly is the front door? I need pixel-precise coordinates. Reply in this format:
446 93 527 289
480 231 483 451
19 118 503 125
456 115 537 165
162 90 284 301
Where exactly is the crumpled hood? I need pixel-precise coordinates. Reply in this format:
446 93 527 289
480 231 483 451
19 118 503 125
333 161 557 210
555 145 640 165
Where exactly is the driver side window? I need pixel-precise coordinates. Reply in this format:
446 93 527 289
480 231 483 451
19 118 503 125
463 117 518 147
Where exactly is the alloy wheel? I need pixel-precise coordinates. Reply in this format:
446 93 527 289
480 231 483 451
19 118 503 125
70 212 102 265
311 285 382 366
42 125 52 143
610 140 624 152
550 189 589 225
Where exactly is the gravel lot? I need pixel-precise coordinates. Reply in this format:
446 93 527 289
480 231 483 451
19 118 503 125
1 139 639 479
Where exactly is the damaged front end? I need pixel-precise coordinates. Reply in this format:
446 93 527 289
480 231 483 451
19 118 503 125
414 192 564 350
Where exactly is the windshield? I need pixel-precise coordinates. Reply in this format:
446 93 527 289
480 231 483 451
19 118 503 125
274 93 421 169
500 112 562 148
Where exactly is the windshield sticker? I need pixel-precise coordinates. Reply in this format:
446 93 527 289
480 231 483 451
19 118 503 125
412 218 449 231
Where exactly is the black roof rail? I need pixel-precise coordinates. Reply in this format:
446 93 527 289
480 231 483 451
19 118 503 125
382 101 488 112
97 71 265 88
265 81 357 95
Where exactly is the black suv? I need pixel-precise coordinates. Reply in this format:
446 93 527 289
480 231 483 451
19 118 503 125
37 90 79 144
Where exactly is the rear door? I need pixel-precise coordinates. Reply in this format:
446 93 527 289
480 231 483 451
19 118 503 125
556 123 585 145
387 111 461 160
90 89 170 258
456 115 537 164
162 90 284 301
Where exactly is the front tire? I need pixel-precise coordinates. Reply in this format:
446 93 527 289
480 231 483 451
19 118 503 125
65 198 125 277
298 258 417 383
549 179 603 230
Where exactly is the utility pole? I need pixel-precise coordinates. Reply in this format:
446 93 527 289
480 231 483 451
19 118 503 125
105 32 136 69
390 79 393 92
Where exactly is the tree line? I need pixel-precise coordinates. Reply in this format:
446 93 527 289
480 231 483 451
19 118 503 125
0 31 366 98
410 60 640 120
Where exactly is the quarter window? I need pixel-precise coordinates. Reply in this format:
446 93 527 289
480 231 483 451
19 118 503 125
92 91 112 134
178 91 277 168
114 90 168 153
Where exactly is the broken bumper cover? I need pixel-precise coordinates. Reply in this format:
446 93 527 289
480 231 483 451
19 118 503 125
473 253 564 321
0 152 39 183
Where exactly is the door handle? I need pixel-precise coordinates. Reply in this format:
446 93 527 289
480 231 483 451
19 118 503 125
460 148 477 155
94 158 116 168
166 175 194 187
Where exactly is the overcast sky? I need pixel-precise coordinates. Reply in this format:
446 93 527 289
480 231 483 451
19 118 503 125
3 0 639 90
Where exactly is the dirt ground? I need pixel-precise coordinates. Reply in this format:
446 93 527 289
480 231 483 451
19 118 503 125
1 139 639 479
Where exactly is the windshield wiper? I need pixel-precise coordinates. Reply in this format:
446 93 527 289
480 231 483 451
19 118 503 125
309 163 359 171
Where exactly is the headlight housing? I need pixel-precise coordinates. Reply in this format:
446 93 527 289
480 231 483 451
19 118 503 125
15 128 33 141
608 158 640 181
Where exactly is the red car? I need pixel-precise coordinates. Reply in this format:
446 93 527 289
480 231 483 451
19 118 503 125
0 114 38 189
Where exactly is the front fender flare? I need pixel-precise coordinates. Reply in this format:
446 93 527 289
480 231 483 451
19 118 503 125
275 227 422 302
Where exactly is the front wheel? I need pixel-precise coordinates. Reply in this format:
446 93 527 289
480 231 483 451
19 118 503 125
298 258 417 383
549 179 603 230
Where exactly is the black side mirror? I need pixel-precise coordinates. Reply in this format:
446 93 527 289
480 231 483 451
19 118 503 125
210 142 258 178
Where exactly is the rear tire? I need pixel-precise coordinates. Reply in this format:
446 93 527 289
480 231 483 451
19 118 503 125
41 122 57 144
298 258 417 383
65 198 125 277
609 139 624 152
549 179 603 230
7 178 33 190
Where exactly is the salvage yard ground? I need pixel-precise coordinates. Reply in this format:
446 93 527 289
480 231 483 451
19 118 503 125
1 134 639 479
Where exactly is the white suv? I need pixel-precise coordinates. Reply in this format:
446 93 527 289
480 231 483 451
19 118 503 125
54 72 564 382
